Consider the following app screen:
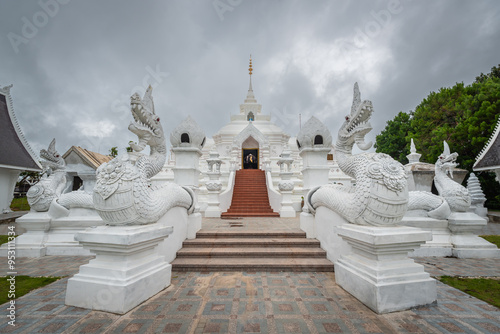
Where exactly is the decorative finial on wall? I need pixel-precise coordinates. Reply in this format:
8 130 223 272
249 54 253 76
407 138 421 164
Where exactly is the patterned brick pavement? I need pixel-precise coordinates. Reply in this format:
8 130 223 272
0 218 499 333
1 270 499 334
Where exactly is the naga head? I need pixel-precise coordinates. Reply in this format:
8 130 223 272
436 141 459 178
39 138 65 172
128 86 164 152
337 83 373 151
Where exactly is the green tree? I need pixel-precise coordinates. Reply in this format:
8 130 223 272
475 64 500 83
374 111 412 164
109 147 118 158
375 66 500 208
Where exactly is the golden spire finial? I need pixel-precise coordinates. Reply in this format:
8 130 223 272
248 54 253 76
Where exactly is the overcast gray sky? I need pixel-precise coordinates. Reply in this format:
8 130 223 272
1 0 499 157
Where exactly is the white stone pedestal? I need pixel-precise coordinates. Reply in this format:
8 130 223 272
335 224 437 314
401 216 453 257
172 147 202 186
65 223 173 314
204 173 222 218
448 212 500 258
278 175 295 218
0 212 51 257
204 193 221 218
299 147 330 238
279 190 296 217
45 206 103 256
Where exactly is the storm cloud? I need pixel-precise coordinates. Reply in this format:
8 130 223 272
1 0 499 157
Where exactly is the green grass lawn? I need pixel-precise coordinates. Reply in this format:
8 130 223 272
0 235 16 246
439 276 500 309
10 197 30 211
0 276 61 305
480 235 500 248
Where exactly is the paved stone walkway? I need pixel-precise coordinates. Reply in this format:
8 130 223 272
0 217 499 333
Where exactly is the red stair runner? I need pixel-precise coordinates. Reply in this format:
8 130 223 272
221 169 279 218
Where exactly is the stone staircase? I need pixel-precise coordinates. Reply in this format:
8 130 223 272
221 169 279 218
171 230 334 272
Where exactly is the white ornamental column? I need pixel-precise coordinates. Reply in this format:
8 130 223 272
296 117 332 237
278 145 295 217
205 151 222 217
170 116 206 237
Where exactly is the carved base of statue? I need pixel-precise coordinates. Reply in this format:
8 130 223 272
0 199 104 257
448 212 500 258
401 216 453 257
65 223 173 314
44 201 102 256
0 212 51 258
335 224 436 314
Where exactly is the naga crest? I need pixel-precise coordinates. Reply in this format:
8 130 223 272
128 85 164 152
27 138 66 211
436 141 459 178
337 83 374 151
433 141 471 212
39 138 65 172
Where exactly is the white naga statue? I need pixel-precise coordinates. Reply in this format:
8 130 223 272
27 138 94 211
434 141 471 211
408 141 470 218
27 139 67 211
308 83 408 226
93 86 194 225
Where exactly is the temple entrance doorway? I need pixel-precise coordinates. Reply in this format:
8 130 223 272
242 149 258 169
241 136 260 169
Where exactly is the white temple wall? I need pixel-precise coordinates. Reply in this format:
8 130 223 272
0 168 21 213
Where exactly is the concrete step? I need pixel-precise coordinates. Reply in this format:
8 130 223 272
172 226 334 272
224 211 276 215
176 247 327 258
225 168 277 217
182 238 320 248
221 213 280 218
195 230 306 238
171 257 334 272
225 206 274 210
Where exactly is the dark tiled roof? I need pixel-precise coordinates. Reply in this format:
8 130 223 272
474 119 500 171
0 92 41 171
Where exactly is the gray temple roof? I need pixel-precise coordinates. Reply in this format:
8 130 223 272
474 118 500 171
0 86 42 171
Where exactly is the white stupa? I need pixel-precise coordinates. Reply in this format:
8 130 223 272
159 56 351 215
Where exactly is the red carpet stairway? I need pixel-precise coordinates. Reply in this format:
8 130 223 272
171 230 334 272
221 169 279 218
